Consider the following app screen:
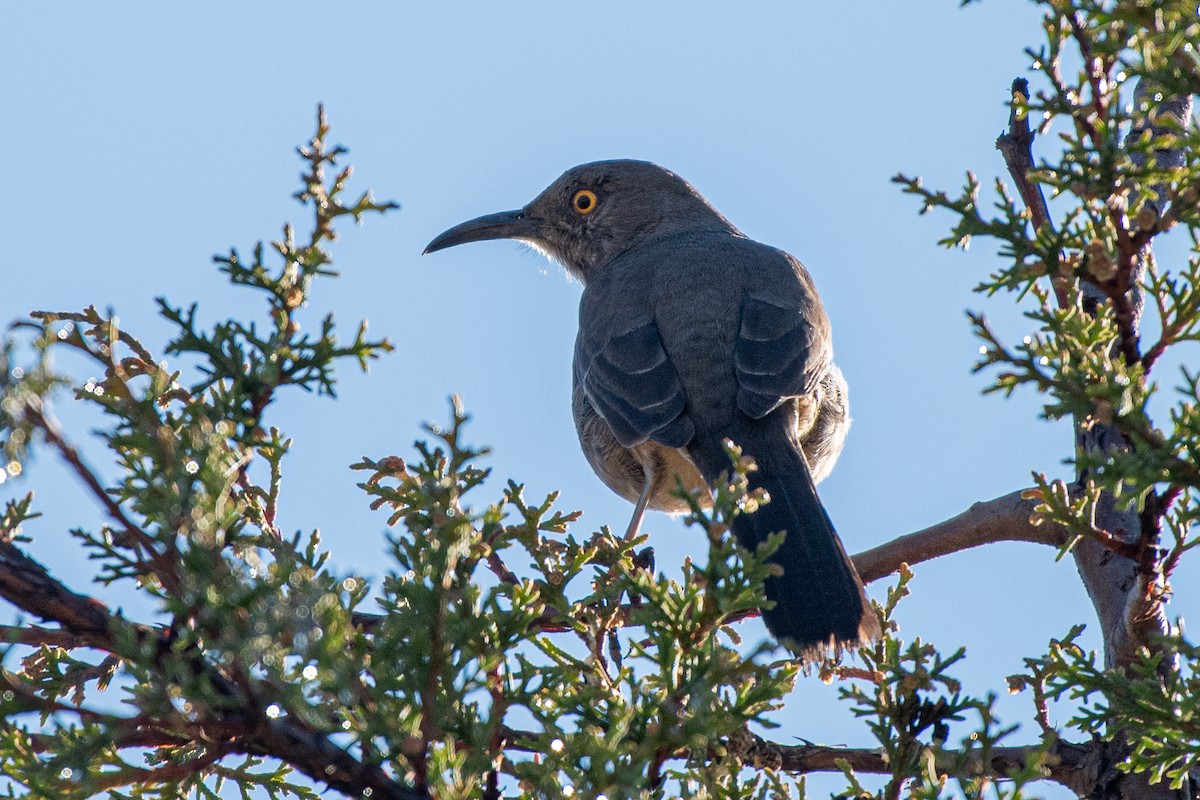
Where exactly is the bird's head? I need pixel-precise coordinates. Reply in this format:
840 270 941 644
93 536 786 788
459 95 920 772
424 160 736 282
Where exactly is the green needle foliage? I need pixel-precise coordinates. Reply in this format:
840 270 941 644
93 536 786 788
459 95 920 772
0 109 1031 799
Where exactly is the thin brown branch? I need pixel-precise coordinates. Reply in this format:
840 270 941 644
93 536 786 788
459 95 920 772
1066 11 1106 147
353 601 759 636
30 307 160 370
485 550 519 586
995 77 1066 308
748 733 1100 795
481 523 522 586
235 469 279 538
996 78 1054 234
499 726 1101 793
0 624 99 650
249 717 426 800
20 398 180 594
26 726 190 754
0 668 112 721
85 746 231 792
1142 253 1178 372
1160 486 1191 584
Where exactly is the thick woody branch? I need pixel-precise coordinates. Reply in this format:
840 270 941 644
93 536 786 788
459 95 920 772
1072 85 1193 673
991 69 1189 800
0 540 114 642
852 488 1067 584
993 68 1186 677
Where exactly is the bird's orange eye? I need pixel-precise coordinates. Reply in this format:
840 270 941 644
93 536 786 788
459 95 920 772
572 189 598 215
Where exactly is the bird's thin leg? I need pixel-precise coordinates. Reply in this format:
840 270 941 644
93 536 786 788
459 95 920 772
624 463 655 541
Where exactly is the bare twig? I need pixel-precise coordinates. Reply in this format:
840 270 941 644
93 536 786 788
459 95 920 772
995 77 1065 307
485 550 519 586
350 487 1070 638
996 78 1054 235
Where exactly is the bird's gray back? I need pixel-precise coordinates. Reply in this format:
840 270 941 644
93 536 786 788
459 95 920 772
577 230 829 441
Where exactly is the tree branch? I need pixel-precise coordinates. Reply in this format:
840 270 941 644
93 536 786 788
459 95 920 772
84 745 231 793
1071 84 1193 674
19 397 180 594
0 624 101 650
739 732 1101 795
995 77 1066 307
26 726 189 754
996 78 1054 235
0 540 114 642
852 487 1067 584
249 718 426 800
499 725 1103 794
0 538 426 800
994 66 1187 678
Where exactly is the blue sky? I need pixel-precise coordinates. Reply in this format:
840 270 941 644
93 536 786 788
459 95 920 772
3 3 1192 798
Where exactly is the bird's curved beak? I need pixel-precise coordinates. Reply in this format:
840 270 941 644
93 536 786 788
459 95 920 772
423 210 538 255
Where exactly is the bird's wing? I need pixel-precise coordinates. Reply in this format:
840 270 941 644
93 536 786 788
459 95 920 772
734 290 829 419
579 317 694 449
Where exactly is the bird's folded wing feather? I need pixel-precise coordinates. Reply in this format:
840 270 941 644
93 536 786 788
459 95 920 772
733 290 829 419
579 317 694 449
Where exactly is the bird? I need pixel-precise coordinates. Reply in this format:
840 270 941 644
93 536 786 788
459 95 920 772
424 160 880 658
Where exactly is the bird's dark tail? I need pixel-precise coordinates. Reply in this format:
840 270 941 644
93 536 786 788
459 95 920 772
692 434 881 660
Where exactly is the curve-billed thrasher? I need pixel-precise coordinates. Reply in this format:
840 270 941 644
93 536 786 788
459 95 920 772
425 160 879 657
